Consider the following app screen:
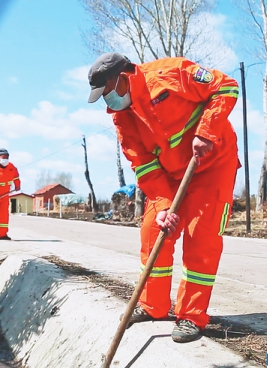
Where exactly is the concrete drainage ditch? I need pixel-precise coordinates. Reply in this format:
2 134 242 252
0 254 265 368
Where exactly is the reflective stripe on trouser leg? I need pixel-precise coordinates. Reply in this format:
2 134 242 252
218 203 230 235
139 199 182 318
182 267 216 286
0 196 9 237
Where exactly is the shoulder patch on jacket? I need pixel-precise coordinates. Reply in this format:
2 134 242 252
151 91 169 106
193 67 213 84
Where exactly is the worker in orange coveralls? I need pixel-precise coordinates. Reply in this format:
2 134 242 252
87 53 241 343
0 148 21 240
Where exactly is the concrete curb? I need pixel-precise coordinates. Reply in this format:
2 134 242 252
0 255 261 368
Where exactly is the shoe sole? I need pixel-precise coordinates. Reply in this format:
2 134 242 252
172 334 200 343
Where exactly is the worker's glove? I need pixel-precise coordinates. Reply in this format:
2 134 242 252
156 210 179 237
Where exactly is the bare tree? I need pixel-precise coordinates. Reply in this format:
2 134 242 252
117 139 126 187
55 172 74 191
82 135 98 213
80 0 227 65
232 0 267 211
35 170 74 191
35 170 54 190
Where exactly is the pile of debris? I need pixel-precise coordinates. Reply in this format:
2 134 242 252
111 184 136 222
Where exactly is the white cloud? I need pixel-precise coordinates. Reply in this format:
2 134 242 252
9 76 18 84
20 168 39 194
0 101 81 140
0 113 29 138
37 159 83 172
235 147 264 195
69 108 112 127
85 134 116 161
0 139 9 149
229 97 266 138
64 65 90 84
54 65 90 101
55 91 74 101
12 151 33 166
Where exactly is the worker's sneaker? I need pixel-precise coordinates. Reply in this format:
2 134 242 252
120 304 154 323
0 235 11 240
172 319 201 343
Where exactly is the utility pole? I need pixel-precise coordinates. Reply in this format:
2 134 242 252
240 62 251 233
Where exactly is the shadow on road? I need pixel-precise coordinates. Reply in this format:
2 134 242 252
207 313 267 337
124 334 171 367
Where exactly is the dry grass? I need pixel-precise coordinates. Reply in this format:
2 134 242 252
224 210 267 238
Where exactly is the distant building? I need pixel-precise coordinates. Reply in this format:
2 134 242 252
9 191 34 214
33 183 73 212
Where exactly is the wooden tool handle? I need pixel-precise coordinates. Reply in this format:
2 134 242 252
101 156 197 368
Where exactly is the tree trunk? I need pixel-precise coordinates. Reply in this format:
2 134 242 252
117 139 126 188
82 135 98 214
134 186 145 218
256 140 267 211
256 74 267 211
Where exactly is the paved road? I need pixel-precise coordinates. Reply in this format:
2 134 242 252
7 215 266 284
0 215 266 368
2 215 267 330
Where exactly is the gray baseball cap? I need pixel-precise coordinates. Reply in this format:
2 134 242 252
0 148 9 157
88 52 131 103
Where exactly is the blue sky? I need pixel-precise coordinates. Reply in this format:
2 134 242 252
0 0 266 200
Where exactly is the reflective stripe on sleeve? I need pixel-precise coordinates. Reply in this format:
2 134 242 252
210 86 239 100
135 158 162 180
0 224 8 228
182 266 215 286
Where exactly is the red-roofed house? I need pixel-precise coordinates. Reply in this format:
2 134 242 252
33 183 73 212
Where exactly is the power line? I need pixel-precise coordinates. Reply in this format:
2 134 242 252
244 62 266 79
229 61 265 79
22 126 114 168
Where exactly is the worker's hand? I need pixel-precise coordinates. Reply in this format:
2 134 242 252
192 136 213 165
156 210 179 236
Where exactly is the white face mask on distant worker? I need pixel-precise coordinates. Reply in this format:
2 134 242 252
0 159 9 167
103 76 131 111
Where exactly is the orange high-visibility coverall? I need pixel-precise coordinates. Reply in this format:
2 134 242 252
109 57 240 329
0 163 20 237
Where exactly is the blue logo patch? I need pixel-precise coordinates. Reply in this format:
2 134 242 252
193 67 213 83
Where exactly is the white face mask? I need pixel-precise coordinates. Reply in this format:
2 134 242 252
103 76 131 111
0 159 9 167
